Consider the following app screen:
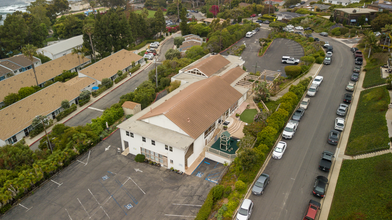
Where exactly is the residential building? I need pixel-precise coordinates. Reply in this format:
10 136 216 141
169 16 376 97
122 101 142 115
0 55 41 81
0 82 81 146
79 49 144 84
368 0 392 12
0 53 89 107
311 4 331 11
63 76 97 93
183 34 204 43
265 0 285 6
118 54 250 173
37 35 83 60
333 8 377 24
178 34 204 54
324 0 360 5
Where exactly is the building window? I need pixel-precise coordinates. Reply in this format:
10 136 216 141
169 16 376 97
165 145 168 150
169 146 173 152
151 140 155 145
126 131 130 136
170 160 173 164
204 122 216 138
142 137 146 142
130 132 134 138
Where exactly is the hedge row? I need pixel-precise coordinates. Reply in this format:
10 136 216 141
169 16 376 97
56 104 77 121
114 73 127 84
130 64 141 73
195 185 224 220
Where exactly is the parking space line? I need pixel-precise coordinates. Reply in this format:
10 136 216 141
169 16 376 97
164 214 196 218
191 159 205 175
113 178 138 205
172 203 202 207
128 177 146 195
77 198 90 218
99 180 127 216
65 208 72 220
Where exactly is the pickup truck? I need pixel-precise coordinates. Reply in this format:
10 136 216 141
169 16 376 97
282 120 299 139
319 151 334 172
303 199 321 220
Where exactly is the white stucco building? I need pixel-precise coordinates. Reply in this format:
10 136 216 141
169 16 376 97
37 35 83 60
118 54 250 173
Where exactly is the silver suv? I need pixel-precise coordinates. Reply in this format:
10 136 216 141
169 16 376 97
282 56 299 64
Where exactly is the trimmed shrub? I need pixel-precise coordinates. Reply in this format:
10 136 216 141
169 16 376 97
130 64 141 73
315 57 324 64
135 154 145 162
235 180 246 191
56 104 77 121
223 186 232 198
257 126 278 148
213 185 224 201
195 190 214 220
284 66 302 78
114 74 127 84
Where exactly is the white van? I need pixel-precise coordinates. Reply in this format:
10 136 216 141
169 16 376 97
246 32 253 38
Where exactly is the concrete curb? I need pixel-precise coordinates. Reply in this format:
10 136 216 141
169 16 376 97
28 62 154 148
257 40 273 57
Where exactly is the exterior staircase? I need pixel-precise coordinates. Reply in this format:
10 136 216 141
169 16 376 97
227 118 243 135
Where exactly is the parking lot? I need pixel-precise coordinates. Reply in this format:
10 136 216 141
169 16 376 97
3 130 215 220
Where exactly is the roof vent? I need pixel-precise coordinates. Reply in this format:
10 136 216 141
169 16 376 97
353 9 357 13
187 118 190 123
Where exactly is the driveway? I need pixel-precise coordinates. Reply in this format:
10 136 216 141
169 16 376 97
3 130 215 220
249 33 354 219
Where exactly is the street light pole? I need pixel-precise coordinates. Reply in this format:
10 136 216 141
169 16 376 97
155 56 158 88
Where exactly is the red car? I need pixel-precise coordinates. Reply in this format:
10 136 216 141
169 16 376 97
251 14 256 17
303 200 321 220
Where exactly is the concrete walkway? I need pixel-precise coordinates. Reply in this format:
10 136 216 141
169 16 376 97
270 63 323 101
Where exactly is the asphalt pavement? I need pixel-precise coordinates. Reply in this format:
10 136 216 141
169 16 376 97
249 33 354 220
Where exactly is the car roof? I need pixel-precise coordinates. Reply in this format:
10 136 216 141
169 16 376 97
302 97 310 102
336 117 344 122
258 174 268 182
277 141 286 147
241 199 252 208
316 175 328 183
315 76 323 80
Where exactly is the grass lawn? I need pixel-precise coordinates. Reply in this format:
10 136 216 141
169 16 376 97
346 86 390 155
134 9 167 18
264 99 281 113
362 66 385 88
328 153 392 220
240 109 258 124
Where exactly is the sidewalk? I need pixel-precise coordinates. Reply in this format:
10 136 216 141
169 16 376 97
270 64 323 101
25 61 153 147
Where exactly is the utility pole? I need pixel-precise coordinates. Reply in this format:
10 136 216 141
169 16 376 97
37 116 53 153
155 56 158 88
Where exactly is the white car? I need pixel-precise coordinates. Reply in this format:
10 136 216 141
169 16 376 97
286 24 294 29
282 120 299 139
154 41 160 46
307 84 318 96
272 141 287 159
313 76 323 86
295 26 303 30
334 117 345 131
300 97 310 109
236 199 253 220
252 30 257 35
246 32 253 38
149 42 159 48
323 41 330 48
326 51 333 57
143 53 154 60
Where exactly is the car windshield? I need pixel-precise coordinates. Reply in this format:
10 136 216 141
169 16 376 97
255 181 264 188
315 78 321 82
275 146 283 153
309 88 316 92
337 123 344 126
315 186 324 193
301 101 308 105
284 127 293 132
238 208 248 216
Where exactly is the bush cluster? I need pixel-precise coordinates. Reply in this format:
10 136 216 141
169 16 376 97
285 66 302 78
114 73 127 84
130 64 141 73
135 154 145 162
195 185 224 220
56 104 77 121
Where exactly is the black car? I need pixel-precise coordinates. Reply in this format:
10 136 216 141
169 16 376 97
343 93 352 104
351 47 358 53
255 27 260 32
305 34 313 38
351 72 359 81
289 5 296 8
355 57 363 65
292 108 305 121
304 27 313 31
353 65 361 73
326 45 333 52
263 20 270 24
314 38 320 41
313 176 328 198
301 1 306 4
328 129 340 145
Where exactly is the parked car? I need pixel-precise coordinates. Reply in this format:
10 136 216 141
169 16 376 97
143 53 154 60
323 41 330 48
374 31 381 37
307 84 319 96
282 56 300 64
304 27 313 31
351 72 359 81
323 57 332 65
283 120 299 139
336 103 349 116
320 32 328 37
354 50 363 58
312 76 322 87
346 81 355 91
313 176 328 198
353 65 361 73
319 151 334 172
326 45 333 53
303 200 321 220
149 42 159 48
256 20 263 23
295 26 304 30
289 5 296 8
305 34 313 38
326 51 333 57
292 108 305 121
286 24 294 29
236 199 254 220
251 14 256 17
327 129 340 145
343 93 353 104
273 141 287 159
255 27 260 32
334 117 345 131
263 20 270 24
300 97 310 109
301 1 306 4
246 32 253 38
313 38 320 42
252 174 270 195
351 47 358 53
355 57 363 65
295 3 301 6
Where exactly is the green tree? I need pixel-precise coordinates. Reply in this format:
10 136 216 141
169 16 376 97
61 100 70 109
154 8 165 36
238 135 256 149
300 56 315 65
237 148 258 171
53 15 83 39
3 93 20 106
185 45 208 61
102 78 112 88
358 15 366 25
174 36 185 47
98 0 126 8
27 3 51 28
23 13 48 48
180 8 189 35
83 19 96 60
18 87 36 99
269 21 286 31
362 30 378 58
53 0 70 15
22 44 39 87
174 0 182 21
254 81 270 102
89 0 97 19
165 49 181 60
0 12 28 55
79 90 91 101
371 13 392 32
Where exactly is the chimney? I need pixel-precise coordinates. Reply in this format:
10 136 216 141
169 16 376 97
187 118 190 123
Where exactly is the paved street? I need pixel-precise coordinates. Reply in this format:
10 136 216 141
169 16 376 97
3 130 215 220
249 33 354 219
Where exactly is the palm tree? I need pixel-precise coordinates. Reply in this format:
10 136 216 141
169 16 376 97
22 44 39 87
71 47 81 65
89 0 97 19
83 22 96 61
363 30 378 58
